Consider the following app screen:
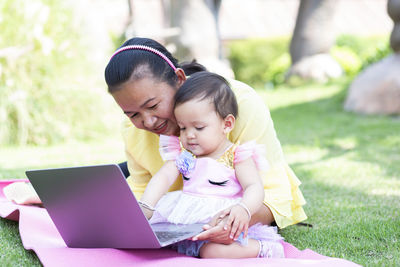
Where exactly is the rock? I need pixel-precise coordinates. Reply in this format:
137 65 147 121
286 53 343 82
344 54 400 115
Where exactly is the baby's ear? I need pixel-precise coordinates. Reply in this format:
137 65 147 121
223 114 235 134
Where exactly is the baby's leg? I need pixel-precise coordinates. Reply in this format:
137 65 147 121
199 239 260 258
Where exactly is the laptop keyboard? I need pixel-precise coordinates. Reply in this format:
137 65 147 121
155 231 193 244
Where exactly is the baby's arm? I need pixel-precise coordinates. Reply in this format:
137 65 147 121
139 160 180 219
227 158 265 240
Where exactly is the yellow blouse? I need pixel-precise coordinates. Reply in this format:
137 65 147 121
121 79 307 228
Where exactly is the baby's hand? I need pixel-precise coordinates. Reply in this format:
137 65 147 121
225 203 251 240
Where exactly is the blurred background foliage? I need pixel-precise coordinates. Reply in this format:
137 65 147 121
228 37 291 89
332 35 391 77
1 1 397 265
0 0 391 146
0 0 118 146
228 35 391 89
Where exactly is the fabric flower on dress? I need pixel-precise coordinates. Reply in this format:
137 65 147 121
176 150 196 177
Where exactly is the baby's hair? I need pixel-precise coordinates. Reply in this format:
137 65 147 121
174 71 238 119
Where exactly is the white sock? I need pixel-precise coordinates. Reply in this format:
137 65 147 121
257 240 285 258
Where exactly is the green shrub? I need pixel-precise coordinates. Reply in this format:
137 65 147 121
227 37 291 88
332 35 391 77
331 46 362 77
0 0 115 146
227 35 391 89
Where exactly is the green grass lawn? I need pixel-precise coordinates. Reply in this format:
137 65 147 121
0 139 126 266
260 81 400 266
1 81 399 266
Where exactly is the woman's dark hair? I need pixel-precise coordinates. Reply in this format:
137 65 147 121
104 37 206 93
180 60 207 76
174 71 238 119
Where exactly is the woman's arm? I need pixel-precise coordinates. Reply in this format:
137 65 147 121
228 80 307 229
139 160 180 219
192 204 274 244
250 203 274 225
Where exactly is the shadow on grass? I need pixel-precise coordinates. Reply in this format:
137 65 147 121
270 86 400 179
280 177 400 266
271 88 400 265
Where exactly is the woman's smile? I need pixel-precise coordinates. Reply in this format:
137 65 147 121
111 76 183 137
153 120 168 135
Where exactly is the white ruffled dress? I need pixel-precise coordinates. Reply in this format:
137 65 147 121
150 135 283 247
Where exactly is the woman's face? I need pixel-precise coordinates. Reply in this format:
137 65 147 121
111 71 185 136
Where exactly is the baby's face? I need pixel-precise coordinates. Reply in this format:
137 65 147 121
174 98 229 158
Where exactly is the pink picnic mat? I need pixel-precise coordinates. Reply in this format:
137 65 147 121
0 179 361 267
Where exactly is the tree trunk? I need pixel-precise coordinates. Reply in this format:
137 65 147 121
168 0 233 77
388 0 400 52
288 0 342 82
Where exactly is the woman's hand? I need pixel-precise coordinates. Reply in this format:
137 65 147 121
191 208 235 245
192 204 275 244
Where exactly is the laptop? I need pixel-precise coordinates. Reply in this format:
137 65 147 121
26 164 204 248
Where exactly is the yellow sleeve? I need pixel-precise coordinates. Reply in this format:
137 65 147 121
121 118 183 200
229 79 307 228
121 119 152 200
125 146 151 200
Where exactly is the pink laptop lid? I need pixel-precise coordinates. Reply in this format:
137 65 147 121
26 164 202 248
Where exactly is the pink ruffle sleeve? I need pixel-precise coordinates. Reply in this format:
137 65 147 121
234 141 270 171
159 135 181 161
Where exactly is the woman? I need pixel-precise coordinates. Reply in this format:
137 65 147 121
104 37 307 244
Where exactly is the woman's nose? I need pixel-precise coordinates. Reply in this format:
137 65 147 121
142 113 156 129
